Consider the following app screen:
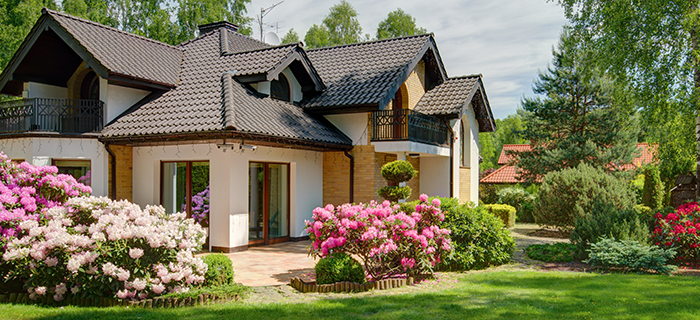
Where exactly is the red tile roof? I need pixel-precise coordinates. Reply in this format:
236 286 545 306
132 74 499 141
482 143 657 184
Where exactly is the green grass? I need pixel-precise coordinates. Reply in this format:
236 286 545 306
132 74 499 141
525 243 576 262
2 270 700 319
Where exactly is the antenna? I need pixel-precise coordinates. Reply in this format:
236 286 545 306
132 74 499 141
257 1 284 41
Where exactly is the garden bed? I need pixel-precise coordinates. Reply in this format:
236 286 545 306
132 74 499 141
290 277 414 293
0 292 241 308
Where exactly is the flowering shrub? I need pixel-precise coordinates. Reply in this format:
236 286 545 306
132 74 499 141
2 196 207 301
0 153 91 241
182 186 209 224
306 194 452 280
652 202 700 265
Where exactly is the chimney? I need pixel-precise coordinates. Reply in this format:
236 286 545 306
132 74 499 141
198 21 239 35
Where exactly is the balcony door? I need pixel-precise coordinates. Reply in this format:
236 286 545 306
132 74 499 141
392 88 406 139
249 162 289 245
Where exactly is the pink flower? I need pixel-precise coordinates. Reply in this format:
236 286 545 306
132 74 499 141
432 198 441 207
419 194 429 202
35 286 47 295
401 258 416 269
129 248 144 259
152 283 166 294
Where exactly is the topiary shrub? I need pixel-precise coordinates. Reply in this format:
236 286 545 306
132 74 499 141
570 201 650 259
585 238 676 274
439 204 515 270
496 187 537 223
536 163 637 231
314 252 365 285
202 254 234 287
641 166 665 210
377 160 417 202
484 204 516 228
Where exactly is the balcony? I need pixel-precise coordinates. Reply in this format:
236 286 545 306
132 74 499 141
0 98 103 134
371 109 449 147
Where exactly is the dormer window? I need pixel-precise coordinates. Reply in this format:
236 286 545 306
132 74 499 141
270 74 290 102
80 71 99 100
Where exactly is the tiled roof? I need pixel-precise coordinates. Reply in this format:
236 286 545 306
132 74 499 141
414 75 479 115
483 143 657 184
45 9 182 87
303 34 432 108
498 144 532 165
102 30 350 146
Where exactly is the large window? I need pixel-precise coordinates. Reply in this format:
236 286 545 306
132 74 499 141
162 161 210 244
270 74 291 102
53 159 91 186
249 162 289 245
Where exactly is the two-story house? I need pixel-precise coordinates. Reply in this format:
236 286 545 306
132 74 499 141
0 9 495 252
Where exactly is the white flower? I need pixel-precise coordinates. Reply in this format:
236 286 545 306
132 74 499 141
129 248 144 259
131 278 147 291
66 258 81 273
35 286 46 295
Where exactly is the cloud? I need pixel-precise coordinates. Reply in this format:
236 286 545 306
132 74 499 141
250 0 567 119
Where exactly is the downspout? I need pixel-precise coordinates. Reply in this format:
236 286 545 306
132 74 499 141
103 142 117 200
343 150 354 203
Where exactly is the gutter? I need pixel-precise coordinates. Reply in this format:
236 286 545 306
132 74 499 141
343 150 354 203
102 142 117 200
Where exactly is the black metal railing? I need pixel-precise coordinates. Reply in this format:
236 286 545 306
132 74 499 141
371 109 449 146
0 98 103 134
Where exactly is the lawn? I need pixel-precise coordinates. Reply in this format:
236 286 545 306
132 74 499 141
2 270 699 320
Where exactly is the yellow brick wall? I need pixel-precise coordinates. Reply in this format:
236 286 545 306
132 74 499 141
66 62 89 100
108 145 133 202
459 167 471 205
405 60 426 110
322 151 351 205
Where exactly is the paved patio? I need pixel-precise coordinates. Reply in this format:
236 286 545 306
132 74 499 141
226 241 317 287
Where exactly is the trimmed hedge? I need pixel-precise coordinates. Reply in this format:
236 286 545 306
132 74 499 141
484 204 516 228
314 253 365 285
202 254 235 287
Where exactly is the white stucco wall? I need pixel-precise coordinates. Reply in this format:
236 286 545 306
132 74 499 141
420 155 451 198
131 143 323 250
105 84 150 123
0 137 109 196
324 113 368 145
464 104 480 202
24 82 68 99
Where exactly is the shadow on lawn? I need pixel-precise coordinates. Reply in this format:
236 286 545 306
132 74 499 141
26 271 700 320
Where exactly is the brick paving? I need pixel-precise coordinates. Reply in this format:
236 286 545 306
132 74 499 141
226 241 317 287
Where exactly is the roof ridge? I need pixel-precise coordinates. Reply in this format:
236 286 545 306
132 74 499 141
228 42 299 56
43 8 180 51
221 72 237 130
227 29 270 47
449 74 482 80
306 33 432 52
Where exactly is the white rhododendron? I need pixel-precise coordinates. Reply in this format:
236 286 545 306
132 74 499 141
2 196 207 301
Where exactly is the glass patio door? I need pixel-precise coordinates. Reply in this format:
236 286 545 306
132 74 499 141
249 162 289 245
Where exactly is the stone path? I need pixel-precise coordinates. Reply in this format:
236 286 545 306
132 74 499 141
225 241 317 287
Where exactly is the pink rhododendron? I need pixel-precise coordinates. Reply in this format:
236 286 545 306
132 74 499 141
306 195 452 280
653 201 700 265
129 248 144 259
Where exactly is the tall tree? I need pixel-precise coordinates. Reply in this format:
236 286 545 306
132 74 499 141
515 31 639 182
376 8 426 40
281 27 299 44
177 0 252 42
303 0 362 49
555 0 700 189
478 112 528 171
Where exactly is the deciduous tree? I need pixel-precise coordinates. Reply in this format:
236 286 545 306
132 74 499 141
376 8 426 40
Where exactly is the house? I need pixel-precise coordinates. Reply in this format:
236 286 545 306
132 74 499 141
480 143 656 184
0 9 495 252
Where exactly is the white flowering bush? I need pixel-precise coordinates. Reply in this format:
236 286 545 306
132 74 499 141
2 196 207 301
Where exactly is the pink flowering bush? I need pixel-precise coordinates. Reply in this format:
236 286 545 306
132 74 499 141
652 202 700 265
2 196 207 301
306 194 452 280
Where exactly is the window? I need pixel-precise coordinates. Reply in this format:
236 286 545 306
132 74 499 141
53 159 91 186
270 74 291 101
80 71 100 100
161 161 210 218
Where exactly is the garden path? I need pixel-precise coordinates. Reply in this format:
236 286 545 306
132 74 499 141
225 241 317 287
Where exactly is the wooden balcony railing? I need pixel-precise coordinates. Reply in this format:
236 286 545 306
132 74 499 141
370 109 449 146
0 98 103 134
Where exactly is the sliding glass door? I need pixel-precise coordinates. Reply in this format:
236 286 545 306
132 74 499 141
162 161 210 246
249 162 289 245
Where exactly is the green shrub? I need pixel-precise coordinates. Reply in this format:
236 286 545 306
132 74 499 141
570 202 650 259
496 187 537 223
525 243 576 262
377 186 411 202
634 204 654 232
585 238 676 274
379 160 417 184
314 252 365 285
203 254 235 287
484 204 516 228
536 163 637 231
439 204 515 270
642 166 665 210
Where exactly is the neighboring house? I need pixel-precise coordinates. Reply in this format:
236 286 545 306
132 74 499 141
0 9 495 252
480 143 656 184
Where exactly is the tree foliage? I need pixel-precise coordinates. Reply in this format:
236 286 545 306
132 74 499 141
303 1 363 49
479 112 527 170
515 31 639 181
176 0 252 42
555 0 699 194
376 8 426 40
281 27 300 44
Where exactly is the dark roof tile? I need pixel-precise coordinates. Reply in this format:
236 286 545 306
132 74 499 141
414 75 480 115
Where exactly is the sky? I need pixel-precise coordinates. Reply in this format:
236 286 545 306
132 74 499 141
248 0 568 120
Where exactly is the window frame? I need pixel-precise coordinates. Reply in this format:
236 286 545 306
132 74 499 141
159 160 209 217
270 73 291 102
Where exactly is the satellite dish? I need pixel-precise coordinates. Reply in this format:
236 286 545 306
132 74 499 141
265 32 281 45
